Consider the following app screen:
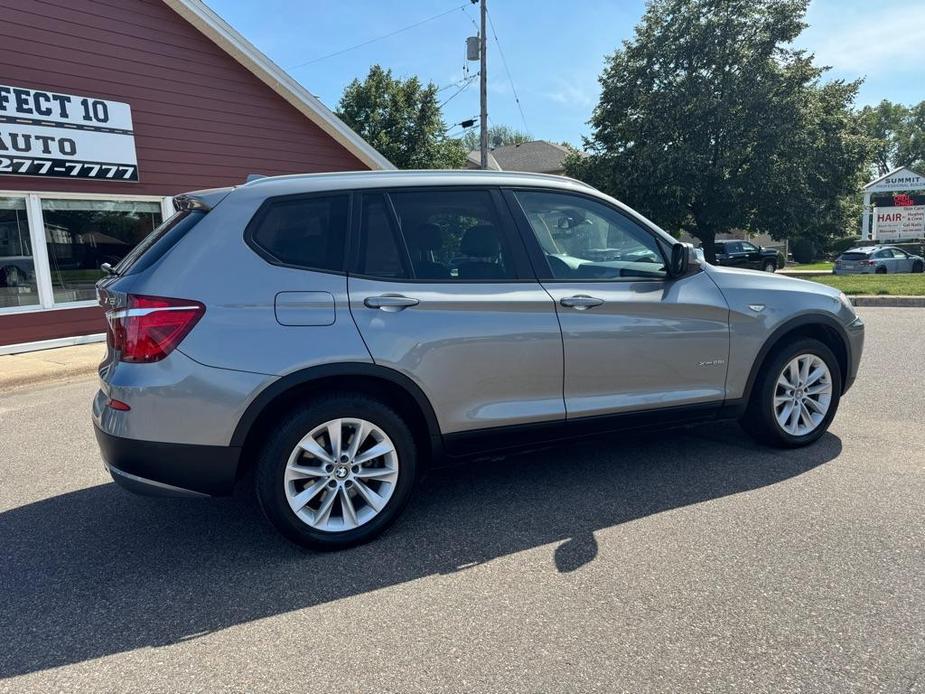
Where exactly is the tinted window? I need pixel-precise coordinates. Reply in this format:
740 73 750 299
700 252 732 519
741 241 759 252
840 252 867 260
250 195 348 271
514 190 666 280
389 190 515 281
358 194 407 279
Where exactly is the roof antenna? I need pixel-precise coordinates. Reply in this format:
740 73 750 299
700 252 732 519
245 173 267 183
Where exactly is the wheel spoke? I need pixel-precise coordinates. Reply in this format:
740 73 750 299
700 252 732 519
353 479 386 512
347 420 369 459
804 365 827 387
787 403 800 431
314 487 338 527
354 466 398 483
805 382 831 396
788 360 800 388
286 463 328 480
340 487 358 528
290 478 328 511
774 394 792 406
298 435 334 464
327 420 342 459
799 356 811 384
354 440 395 465
778 402 795 427
804 397 825 414
798 401 813 429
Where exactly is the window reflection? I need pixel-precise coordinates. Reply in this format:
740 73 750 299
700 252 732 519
42 199 162 304
0 197 39 309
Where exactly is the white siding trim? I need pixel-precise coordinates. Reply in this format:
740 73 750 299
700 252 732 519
0 332 105 356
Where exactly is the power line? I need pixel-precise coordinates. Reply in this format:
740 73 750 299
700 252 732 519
439 74 478 108
485 7 530 135
289 4 469 70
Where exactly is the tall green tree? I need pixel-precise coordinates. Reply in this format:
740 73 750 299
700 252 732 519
337 65 466 169
859 100 925 175
462 124 531 151
566 0 871 261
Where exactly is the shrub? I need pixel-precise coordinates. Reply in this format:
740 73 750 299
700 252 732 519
790 238 817 264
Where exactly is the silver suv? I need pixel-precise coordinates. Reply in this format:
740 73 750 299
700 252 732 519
93 171 864 549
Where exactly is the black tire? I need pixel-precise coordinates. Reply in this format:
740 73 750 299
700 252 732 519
875 265 887 274
255 393 418 550
740 337 842 448
913 261 924 274
762 260 776 273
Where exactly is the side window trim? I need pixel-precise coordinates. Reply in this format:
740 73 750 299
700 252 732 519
349 191 416 280
347 185 535 283
502 187 670 283
244 190 352 275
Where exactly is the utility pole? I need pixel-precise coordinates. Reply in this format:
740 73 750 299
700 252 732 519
479 0 488 169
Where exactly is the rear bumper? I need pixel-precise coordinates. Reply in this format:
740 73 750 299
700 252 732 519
94 424 241 497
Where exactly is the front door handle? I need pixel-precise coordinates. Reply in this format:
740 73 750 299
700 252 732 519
559 295 604 310
364 294 420 312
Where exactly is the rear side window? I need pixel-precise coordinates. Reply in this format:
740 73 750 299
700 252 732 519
115 210 204 276
249 195 349 272
389 189 515 280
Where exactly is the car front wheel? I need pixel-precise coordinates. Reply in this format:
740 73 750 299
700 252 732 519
740 338 842 448
255 394 418 550
762 260 776 273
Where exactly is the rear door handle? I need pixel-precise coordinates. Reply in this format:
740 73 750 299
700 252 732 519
559 295 604 310
363 294 420 311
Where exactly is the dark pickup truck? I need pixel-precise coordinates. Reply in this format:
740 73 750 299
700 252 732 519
712 239 779 272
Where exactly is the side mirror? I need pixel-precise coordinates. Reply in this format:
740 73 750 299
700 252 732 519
668 242 691 278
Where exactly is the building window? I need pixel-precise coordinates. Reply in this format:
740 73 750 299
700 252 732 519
41 199 163 304
0 196 39 309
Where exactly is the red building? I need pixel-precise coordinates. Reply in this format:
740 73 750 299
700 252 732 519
0 0 391 352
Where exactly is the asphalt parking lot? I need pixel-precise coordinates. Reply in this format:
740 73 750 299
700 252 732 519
1 307 923 693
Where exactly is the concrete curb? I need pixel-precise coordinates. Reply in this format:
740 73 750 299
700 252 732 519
849 295 925 307
0 343 104 392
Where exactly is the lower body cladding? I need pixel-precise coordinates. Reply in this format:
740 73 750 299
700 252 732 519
95 425 240 497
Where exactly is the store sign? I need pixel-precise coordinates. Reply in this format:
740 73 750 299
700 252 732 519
865 167 925 193
0 84 138 182
875 205 925 240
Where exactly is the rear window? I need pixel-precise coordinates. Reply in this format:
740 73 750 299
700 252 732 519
840 252 868 260
248 195 349 272
115 210 205 276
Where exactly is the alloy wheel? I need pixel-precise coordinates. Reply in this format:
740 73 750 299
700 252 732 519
773 354 833 436
283 418 399 532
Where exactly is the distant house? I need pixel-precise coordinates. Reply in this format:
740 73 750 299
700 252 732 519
465 140 580 175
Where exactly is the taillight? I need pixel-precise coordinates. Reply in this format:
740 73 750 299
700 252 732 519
107 294 205 363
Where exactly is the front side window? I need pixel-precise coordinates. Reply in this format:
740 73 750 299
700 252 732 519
0 196 38 309
42 199 163 304
741 241 759 252
389 190 515 281
250 195 349 272
514 190 666 280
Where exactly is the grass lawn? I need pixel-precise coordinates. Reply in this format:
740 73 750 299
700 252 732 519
791 261 834 271
806 273 925 295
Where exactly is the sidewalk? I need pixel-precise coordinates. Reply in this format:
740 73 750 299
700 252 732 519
0 343 104 392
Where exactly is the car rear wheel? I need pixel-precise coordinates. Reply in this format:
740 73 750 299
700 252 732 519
913 260 924 273
255 394 418 550
762 260 776 273
875 265 887 274
740 338 842 448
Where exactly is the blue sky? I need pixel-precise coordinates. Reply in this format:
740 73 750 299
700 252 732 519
208 0 925 146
